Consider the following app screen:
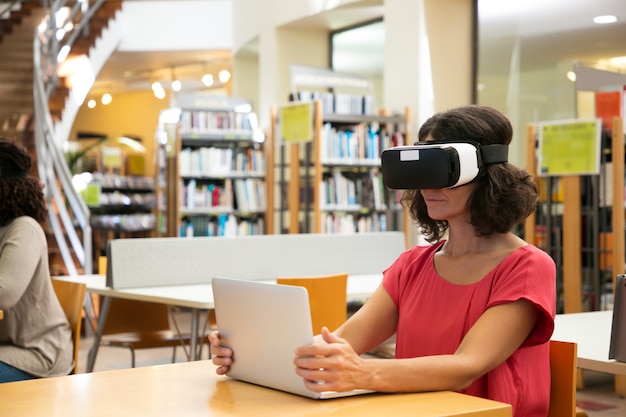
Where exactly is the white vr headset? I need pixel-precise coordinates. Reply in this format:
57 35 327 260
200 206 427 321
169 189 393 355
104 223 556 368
380 141 508 189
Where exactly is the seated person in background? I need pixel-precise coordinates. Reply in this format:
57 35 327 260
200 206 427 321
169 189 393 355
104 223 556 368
0 137 74 383
210 105 556 417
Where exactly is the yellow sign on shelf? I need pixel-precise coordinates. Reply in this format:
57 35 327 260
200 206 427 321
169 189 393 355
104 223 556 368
101 146 123 169
280 102 313 143
538 119 601 176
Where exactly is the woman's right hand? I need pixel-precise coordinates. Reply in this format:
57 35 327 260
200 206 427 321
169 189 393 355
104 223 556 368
208 330 233 375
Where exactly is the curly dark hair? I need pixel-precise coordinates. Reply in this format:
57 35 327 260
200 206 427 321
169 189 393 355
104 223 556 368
401 105 537 243
0 137 48 227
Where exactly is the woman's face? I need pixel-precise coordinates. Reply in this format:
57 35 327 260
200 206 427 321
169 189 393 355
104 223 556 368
417 134 477 222
419 183 476 223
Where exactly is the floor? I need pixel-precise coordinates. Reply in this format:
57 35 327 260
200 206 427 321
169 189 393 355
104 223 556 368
76 311 626 416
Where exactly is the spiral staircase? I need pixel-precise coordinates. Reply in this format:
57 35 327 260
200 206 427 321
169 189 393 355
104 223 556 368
0 0 123 276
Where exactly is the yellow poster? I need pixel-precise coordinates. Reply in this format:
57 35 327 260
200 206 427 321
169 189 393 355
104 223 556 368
280 102 313 143
538 119 601 176
102 146 122 169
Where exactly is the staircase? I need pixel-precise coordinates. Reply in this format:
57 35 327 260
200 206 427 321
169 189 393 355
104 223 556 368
0 1 40 139
0 0 122 276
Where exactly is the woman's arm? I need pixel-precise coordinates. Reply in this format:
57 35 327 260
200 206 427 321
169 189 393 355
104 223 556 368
294 298 539 393
332 285 398 354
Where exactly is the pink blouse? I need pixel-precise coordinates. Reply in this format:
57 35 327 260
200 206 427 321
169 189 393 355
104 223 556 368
383 241 556 417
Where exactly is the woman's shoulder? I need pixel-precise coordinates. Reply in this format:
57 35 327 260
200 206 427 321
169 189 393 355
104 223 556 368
4 216 45 237
503 243 556 273
10 216 42 228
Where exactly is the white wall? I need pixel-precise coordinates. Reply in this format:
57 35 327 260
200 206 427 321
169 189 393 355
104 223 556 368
117 0 233 51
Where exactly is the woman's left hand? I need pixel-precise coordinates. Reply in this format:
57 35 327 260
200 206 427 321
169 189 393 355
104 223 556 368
294 327 369 392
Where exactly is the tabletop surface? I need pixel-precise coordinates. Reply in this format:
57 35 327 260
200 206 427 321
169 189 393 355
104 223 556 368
0 360 512 417
53 274 384 309
552 310 626 375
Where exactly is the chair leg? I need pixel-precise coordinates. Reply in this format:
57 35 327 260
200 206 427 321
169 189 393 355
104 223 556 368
172 346 177 363
130 347 136 368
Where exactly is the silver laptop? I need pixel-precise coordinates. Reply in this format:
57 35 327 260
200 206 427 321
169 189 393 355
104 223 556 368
211 277 374 399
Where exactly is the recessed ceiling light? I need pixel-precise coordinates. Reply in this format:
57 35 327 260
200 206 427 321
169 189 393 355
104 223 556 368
593 15 617 24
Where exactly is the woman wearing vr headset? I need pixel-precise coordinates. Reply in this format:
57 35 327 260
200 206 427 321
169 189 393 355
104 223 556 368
210 105 555 417
0 137 74 383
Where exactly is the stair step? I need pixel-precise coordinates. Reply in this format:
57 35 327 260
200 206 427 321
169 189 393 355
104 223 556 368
0 49 33 59
0 71 33 80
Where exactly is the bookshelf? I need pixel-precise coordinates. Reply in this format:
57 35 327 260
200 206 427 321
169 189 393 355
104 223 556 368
524 116 624 314
272 99 411 247
155 95 271 238
83 172 156 268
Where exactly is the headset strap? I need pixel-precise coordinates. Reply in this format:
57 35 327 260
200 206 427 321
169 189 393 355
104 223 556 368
480 144 508 165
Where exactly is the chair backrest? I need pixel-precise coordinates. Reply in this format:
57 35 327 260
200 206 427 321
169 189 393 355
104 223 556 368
51 278 87 374
277 273 348 334
101 298 173 335
548 340 577 417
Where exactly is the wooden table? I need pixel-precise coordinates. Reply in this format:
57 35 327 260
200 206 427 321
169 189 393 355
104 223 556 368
0 361 512 417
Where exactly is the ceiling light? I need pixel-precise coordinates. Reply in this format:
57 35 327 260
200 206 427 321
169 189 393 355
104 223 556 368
218 69 231 83
593 15 617 24
202 73 214 87
101 93 112 105
170 68 181 91
566 71 576 82
87 99 96 109
151 81 166 99
608 56 626 67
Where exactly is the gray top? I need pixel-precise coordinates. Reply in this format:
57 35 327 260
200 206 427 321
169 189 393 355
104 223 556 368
0 216 73 377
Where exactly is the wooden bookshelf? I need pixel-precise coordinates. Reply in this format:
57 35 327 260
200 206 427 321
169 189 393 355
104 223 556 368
156 97 271 238
272 99 411 247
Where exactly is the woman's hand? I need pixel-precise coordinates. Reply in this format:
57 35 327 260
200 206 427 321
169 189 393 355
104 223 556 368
208 331 233 375
294 327 370 392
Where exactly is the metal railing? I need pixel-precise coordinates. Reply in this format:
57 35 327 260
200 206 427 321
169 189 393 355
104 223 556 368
31 0 107 275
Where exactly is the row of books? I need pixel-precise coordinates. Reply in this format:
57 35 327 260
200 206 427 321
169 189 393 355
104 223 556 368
98 192 156 208
297 91 374 115
183 179 233 211
181 178 266 213
180 110 254 133
179 147 265 177
91 213 156 232
321 212 388 234
320 168 397 211
320 123 405 162
233 178 267 213
179 214 265 237
89 173 155 191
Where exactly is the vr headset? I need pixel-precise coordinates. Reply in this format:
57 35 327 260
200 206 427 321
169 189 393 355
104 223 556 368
380 141 508 189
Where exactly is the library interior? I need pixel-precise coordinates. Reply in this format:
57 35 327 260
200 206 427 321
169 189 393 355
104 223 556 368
1 1 626 416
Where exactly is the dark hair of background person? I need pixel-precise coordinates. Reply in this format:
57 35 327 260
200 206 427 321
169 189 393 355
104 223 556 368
0 137 47 227
401 105 538 243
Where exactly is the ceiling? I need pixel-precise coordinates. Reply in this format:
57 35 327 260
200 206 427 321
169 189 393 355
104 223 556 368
89 0 626 98
477 0 626 74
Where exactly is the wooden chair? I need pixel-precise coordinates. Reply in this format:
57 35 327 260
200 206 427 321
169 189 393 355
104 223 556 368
98 298 207 368
548 340 589 417
276 273 348 334
51 278 87 374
